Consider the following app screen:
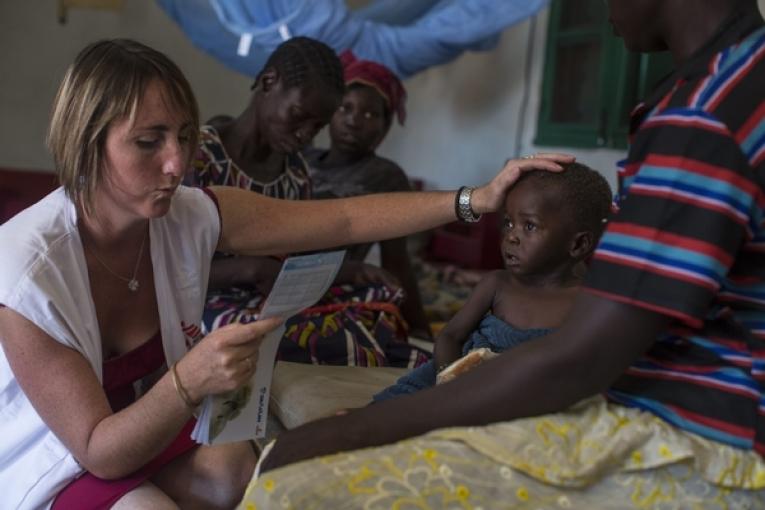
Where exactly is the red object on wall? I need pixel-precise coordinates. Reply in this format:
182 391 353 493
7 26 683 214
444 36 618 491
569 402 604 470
426 212 504 270
0 169 58 224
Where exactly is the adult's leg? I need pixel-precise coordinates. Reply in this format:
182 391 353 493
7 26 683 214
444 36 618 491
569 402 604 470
111 481 179 510
151 440 257 510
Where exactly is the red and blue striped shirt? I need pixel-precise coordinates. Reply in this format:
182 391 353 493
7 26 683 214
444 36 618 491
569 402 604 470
584 5 765 454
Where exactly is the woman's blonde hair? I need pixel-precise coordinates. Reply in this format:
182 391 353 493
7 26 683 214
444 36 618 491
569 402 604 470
47 39 199 213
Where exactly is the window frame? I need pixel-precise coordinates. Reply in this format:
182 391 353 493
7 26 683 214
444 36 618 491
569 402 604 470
535 0 672 150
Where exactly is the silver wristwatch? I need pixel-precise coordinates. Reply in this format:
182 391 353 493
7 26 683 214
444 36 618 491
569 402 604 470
455 186 481 223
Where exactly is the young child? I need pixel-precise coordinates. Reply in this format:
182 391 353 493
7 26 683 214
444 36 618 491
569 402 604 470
374 162 613 401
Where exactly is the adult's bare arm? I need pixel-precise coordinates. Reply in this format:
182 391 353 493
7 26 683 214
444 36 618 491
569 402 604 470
0 307 281 479
212 154 573 257
261 292 669 471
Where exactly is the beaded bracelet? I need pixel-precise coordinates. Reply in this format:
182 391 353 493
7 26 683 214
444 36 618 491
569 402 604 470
170 361 197 408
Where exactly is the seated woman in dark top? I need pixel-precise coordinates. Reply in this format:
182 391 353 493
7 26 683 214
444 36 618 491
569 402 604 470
306 53 428 336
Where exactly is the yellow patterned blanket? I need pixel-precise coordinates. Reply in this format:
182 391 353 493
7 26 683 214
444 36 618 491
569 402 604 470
240 396 765 509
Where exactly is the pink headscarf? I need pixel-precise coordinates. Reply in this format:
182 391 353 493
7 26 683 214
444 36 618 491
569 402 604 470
340 51 407 125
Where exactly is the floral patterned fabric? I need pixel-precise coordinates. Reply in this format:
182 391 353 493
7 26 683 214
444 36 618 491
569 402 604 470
279 283 430 369
240 396 765 509
190 125 311 200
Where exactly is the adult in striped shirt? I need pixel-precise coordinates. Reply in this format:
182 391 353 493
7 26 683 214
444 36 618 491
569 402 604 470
243 0 765 507
586 0 765 454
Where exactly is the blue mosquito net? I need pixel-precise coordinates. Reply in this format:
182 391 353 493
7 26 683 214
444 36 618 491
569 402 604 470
157 0 547 79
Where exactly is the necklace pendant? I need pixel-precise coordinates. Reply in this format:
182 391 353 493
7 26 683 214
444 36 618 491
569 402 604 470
128 279 139 292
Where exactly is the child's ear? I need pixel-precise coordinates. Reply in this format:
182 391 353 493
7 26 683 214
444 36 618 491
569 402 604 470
569 231 594 260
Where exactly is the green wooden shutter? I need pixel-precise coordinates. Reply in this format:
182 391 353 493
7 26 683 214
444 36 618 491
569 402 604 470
535 0 674 149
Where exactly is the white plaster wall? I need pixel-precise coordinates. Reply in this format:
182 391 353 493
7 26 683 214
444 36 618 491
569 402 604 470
0 0 251 172
2 0 764 193
375 9 628 192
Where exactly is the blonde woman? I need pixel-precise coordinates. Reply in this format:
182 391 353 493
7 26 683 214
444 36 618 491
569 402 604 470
0 38 569 509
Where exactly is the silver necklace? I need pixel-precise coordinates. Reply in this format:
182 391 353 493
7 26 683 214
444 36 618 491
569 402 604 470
85 228 148 292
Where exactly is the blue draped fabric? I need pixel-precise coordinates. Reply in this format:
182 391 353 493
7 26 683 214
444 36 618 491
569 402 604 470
372 314 552 402
156 0 547 79
351 0 442 26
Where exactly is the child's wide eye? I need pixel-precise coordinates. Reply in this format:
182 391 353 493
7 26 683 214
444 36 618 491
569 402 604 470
524 222 537 232
503 218 513 229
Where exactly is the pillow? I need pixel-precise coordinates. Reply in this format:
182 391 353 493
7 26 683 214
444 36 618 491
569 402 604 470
269 361 408 429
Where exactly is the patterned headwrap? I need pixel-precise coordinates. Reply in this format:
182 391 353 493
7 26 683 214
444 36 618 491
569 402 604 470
340 51 407 125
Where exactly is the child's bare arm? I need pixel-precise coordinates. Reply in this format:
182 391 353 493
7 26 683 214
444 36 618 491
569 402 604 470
434 271 502 370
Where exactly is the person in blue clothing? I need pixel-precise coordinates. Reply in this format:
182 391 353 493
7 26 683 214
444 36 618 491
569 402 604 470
374 162 612 401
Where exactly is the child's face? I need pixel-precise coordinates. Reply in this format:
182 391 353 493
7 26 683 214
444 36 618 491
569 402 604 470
501 178 577 278
329 85 389 158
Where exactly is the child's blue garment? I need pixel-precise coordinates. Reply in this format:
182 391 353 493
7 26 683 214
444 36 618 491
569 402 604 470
373 314 551 402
